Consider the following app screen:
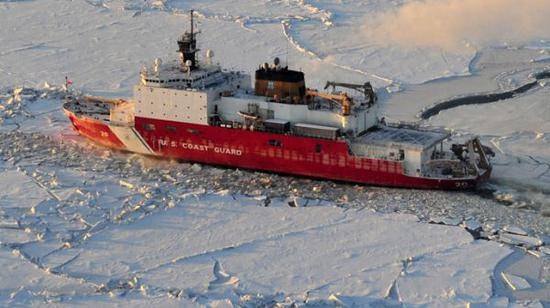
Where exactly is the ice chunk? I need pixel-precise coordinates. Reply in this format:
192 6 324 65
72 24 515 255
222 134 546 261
118 180 134 189
328 293 346 306
501 226 528 236
538 246 550 255
500 272 531 291
191 164 202 172
254 195 271 207
525 249 544 258
498 232 543 248
487 297 509 306
211 260 239 287
429 216 461 226
287 196 308 207
461 219 482 232
209 299 234 308
287 198 298 207
0 217 20 229
522 301 544 308
467 297 509 307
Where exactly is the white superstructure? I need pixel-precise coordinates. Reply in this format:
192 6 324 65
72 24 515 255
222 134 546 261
134 52 378 136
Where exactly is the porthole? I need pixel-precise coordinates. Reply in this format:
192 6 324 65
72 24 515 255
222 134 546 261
268 139 282 147
143 123 155 131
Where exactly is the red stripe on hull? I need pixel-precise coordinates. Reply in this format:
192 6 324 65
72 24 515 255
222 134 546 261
133 117 489 190
64 110 126 150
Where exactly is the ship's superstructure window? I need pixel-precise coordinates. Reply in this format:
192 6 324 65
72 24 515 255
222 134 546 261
186 128 200 134
143 123 155 131
315 144 322 153
268 139 282 147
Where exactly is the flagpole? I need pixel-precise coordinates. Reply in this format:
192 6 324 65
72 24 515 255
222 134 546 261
65 76 68 103
65 76 73 103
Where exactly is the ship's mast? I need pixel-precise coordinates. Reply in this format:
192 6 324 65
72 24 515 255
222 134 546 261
177 10 199 71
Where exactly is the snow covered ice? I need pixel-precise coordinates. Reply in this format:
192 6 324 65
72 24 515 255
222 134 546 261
1 0 549 306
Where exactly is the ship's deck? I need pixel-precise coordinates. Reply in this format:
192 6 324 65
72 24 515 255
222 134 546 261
227 89 371 115
357 126 449 150
64 97 112 122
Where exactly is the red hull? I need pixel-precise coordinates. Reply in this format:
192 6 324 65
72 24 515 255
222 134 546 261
65 110 490 190
65 110 125 149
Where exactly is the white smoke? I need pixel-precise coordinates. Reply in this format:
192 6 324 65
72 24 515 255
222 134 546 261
364 0 550 51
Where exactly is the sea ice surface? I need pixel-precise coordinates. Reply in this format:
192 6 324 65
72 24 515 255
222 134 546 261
1 0 549 306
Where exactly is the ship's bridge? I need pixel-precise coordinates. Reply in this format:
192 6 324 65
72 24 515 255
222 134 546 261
134 57 251 127
139 59 232 90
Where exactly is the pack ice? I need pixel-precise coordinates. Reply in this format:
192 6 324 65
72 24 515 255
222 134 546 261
1 0 549 306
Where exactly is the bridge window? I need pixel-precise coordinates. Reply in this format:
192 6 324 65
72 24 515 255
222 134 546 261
268 139 282 147
166 126 176 132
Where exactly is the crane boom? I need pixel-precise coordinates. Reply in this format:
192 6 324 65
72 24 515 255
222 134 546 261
306 89 353 116
324 81 377 105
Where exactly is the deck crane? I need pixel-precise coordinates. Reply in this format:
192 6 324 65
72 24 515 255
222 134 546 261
306 89 353 116
324 81 377 106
